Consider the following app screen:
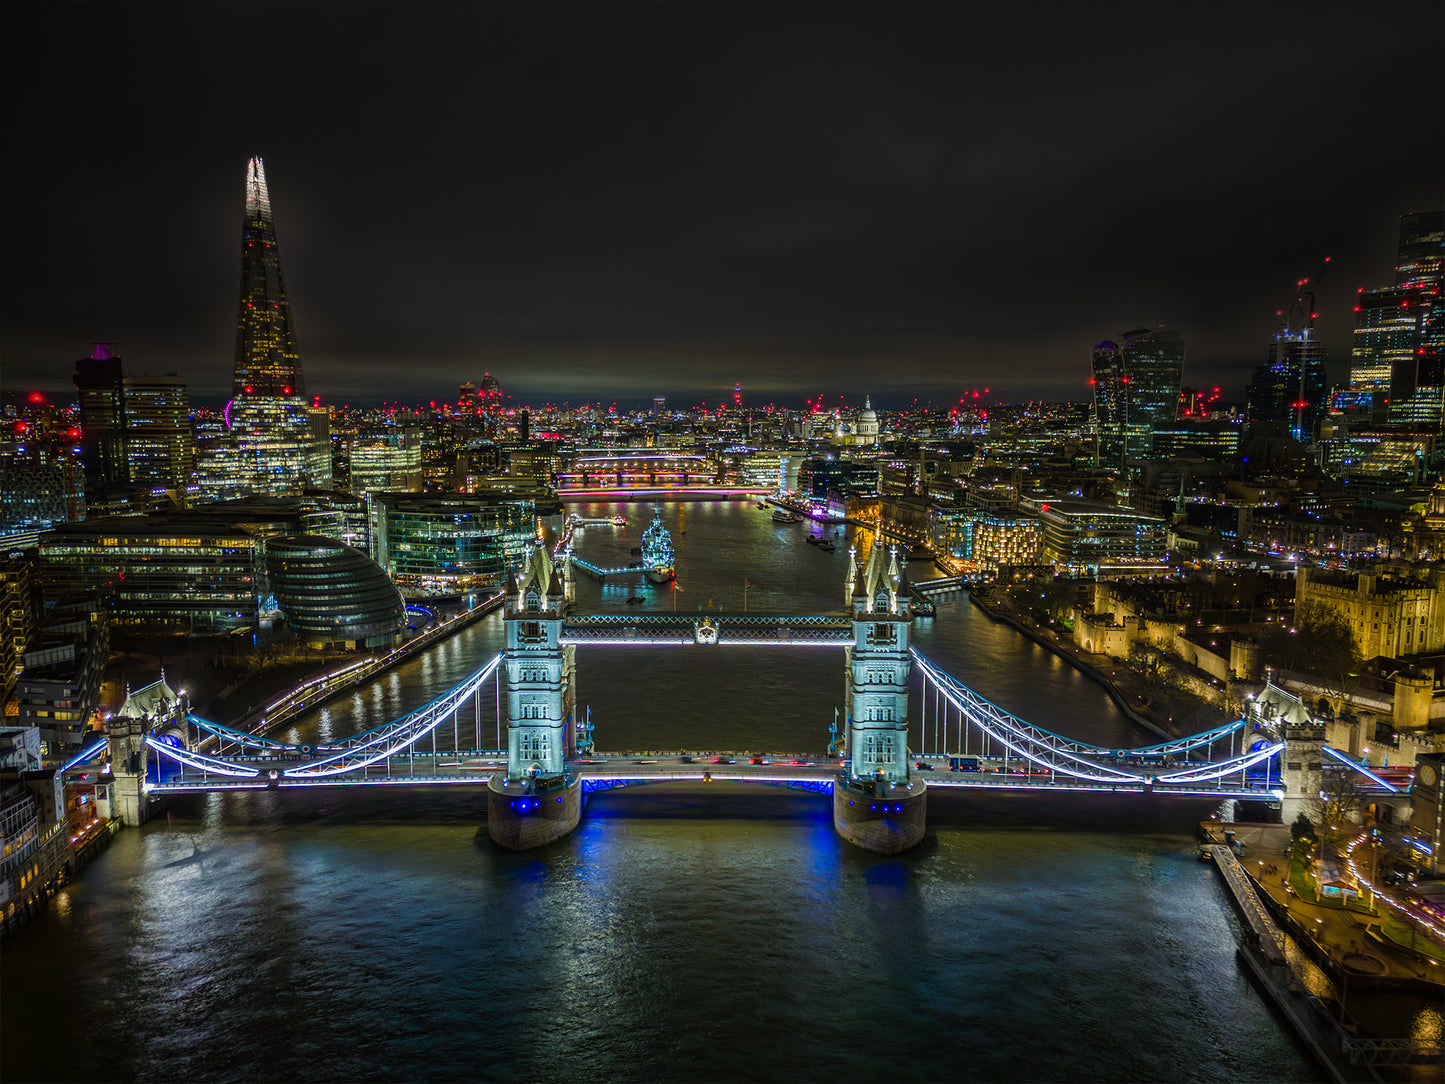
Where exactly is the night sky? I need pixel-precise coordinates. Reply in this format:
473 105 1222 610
2 2 1442 410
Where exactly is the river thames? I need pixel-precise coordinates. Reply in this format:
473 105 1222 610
1 501 1321 1082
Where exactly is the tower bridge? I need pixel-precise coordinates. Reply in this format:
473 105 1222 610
82 543 1334 854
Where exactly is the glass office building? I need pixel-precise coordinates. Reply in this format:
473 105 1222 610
211 158 329 499
266 535 405 649
369 494 535 593
233 158 302 398
1247 332 1329 440
349 425 424 494
37 519 261 632
1091 327 1185 469
1032 498 1167 576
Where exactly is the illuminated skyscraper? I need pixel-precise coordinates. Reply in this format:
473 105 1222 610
1091 327 1185 469
457 382 477 415
1248 274 1330 440
1349 288 1418 395
72 343 194 493
233 158 302 398
1397 212 1444 289
1247 334 1328 440
1350 212 1444 430
198 158 329 501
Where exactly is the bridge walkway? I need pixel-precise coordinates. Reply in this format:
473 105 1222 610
146 749 1281 798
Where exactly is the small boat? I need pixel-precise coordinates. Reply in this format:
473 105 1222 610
772 509 803 524
819 540 836 552
757 501 767 509
805 536 822 546
626 595 645 605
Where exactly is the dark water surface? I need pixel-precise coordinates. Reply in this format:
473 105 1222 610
1 502 1319 1082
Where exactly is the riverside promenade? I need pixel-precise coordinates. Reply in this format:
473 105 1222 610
1205 821 1444 1080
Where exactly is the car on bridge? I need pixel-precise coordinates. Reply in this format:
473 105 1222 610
750 757 772 765
789 759 812 766
679 755 695 763
712 756 734 764
914 762 934 770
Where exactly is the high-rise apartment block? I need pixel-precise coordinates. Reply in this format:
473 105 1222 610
1091 327 1185 468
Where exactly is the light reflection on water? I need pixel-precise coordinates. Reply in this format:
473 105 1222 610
1 502 1333 1082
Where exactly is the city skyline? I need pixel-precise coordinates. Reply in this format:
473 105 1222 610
2 2 1442 408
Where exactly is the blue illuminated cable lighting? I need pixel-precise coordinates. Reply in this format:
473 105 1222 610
913 657 1147 782
914 649 1245 760
914 654 1273 787
289 660 502 777
1152 743 1283 782
169 653 504 783
60 738 108 772
329 653 502 744
914 657 1277 791
1321 745 1401 793
144 737 263 778
187 715 314 751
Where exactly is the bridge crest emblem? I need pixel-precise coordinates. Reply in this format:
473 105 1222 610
694 619 719 646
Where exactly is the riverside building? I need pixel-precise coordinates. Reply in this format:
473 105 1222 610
368 493 535 594
265 536 406 650
1027 497 1168 577
36 519 262 633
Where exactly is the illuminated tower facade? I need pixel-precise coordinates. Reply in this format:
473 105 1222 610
233 158 303 398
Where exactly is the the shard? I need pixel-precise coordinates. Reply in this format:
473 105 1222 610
233 157 304 398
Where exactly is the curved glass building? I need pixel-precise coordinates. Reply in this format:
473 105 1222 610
266 535 405 650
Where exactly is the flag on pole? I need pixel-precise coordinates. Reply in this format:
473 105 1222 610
744 580 755 589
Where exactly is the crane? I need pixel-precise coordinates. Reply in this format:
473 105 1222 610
1275 257 1331 440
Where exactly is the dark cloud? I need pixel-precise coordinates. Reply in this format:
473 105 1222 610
2 2 1441 408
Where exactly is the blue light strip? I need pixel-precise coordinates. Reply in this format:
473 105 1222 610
188 715 308 750
913 649 1247 760
913 654 1278 788
144 736 263 777
1321 745 1402 793
60 738 108 772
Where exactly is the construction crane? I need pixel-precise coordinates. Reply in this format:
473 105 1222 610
1277 255 1331 336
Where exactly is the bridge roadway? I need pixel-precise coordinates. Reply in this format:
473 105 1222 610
148 750 1277 799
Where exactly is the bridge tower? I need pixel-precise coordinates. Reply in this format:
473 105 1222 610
833 543 927 853
101 713 150 826
1280 718 1326 828
487 543 582 850
1249 680 1324 826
